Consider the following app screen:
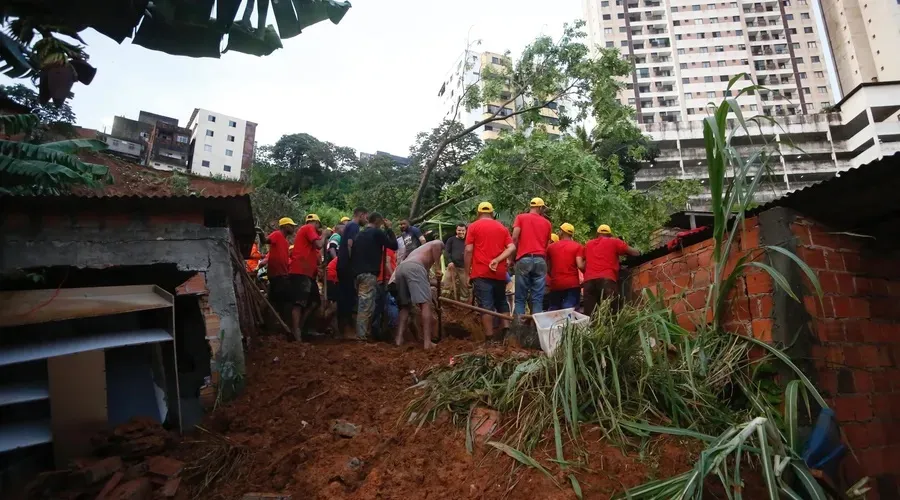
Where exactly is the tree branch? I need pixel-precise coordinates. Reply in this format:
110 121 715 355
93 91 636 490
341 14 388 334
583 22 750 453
411 187 476 225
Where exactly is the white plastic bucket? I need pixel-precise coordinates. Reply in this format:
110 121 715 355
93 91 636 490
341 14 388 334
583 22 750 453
532 308 590 356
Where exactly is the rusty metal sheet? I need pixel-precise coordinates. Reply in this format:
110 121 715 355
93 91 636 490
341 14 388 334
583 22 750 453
0 285 173 328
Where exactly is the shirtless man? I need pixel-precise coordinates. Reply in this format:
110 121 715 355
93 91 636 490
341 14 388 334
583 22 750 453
393 240 444 349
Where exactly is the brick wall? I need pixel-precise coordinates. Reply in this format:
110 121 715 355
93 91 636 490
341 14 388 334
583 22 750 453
792 216 900 496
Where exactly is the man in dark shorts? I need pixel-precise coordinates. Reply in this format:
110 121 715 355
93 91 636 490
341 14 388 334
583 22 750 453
546 223 585 310
337 207 368 338
582 224 640 316
394 240 444 349
257 217 297 325
289 213 331 340
465 202 516 340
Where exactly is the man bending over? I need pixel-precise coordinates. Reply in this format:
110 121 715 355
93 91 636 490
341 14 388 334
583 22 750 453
394 240 444 350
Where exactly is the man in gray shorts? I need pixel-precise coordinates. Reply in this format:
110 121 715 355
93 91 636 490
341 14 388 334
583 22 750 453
394 239 444 349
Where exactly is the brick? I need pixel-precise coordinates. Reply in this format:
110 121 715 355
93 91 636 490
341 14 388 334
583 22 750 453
242 494 292 500
834 273 856 295
158 477 182 498
872 372 893 392
834 395 873 422
799 247 827 269
697 249 712 268
855 277 872 296
843 320 870 342
108 477 152 500
175 274 208 296
871 279 892 296
791 224 812 246
854 371 875 393
843 253 863 273
80 456 123 485
842 422 872 449
817 370 838 397
816 320 844 342
146 456 184 478
674 275 691 290
741 224 760 251
676 313 696 332
850 298 871 319
809 226 844 250
96 471 124 500
824 251 845 271
686 290 706 310
756 296 774 319
693 269 710 287
685 254 700 269
638 271 651 287
751 319 773 342
833 297 870 319
746 272 773 295
818 271 840 294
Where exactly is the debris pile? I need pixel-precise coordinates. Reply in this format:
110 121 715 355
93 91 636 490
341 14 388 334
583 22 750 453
24 418 186 500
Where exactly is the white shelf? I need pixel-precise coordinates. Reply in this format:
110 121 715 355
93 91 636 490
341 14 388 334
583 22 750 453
0 329 173 367
0 382 49 407
0 420 52 452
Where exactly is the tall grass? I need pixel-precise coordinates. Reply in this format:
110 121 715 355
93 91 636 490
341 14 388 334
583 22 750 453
406 78 860 498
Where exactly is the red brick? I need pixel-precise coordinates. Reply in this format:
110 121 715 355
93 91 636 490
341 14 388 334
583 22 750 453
3 212 29 230
146 456 184 478
741 224 760 251
693 269 710 287
686 290 706 310
843 253 863 273
833 395 873 422
724 297 752 322
674 275 691 290
685 254 700 269
872 372 893 392
826 346 845 365
833 297 869 318
697 249 712 267
746 272 773 295
751 319 773 342
108 477 152 500
817 370 839 396
799 247 827 269
96 471 124 500
889 282 900 297
849 298 871 319
835 273 856 295
791 223 812 246
872 395 894 418
871 278 892 296
242 494 293 500
854 371 875 393
181 211 205 225
844 319 870 342
842 422 872 449
672 300 688 315
825 251 846 271
80 456 123 485
816 320 844 342
638 271 651 287
175 274 208 296
756 296 774 318
818 271 840 294
809 226 844 250
676 313 696 332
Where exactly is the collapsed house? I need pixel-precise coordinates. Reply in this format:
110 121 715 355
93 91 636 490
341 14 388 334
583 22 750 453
626 153 900 498
0 154 257 491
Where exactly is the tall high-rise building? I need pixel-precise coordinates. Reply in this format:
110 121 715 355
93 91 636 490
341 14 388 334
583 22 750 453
819 0 900 95
439 50 564 141
186 108 257 181
583 0 836 124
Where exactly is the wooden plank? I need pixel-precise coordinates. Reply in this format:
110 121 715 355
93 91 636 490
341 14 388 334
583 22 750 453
0 285 173 327
48 350 108 466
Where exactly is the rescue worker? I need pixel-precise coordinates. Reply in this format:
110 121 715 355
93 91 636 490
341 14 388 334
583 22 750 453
256 217 297 324
289 214 331 341
465 202 516 340
582 224 640 317
512 197 552 315
546 223 585 310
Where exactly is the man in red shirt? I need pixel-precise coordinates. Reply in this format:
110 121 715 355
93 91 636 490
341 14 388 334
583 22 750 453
257 217 297 325
372 247 397 342
546 223 585 311
465 202 516 339
289 213 331 340
582 224 640 317
512 197 552 315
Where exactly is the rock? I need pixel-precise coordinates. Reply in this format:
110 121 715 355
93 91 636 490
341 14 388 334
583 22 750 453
122 462 149 481
346 457 363 471
242 494 292 500
157 477 182 498
330 420 359 438
470 408 500 439
80 456 123 485
146 456 184 478
96 471 124 500
107 477 152 500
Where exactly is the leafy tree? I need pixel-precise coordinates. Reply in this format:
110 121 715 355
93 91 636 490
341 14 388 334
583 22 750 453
257 134 359 199
0 83 77 141
409 21 628 219
345 155 419 220
456 131 699 250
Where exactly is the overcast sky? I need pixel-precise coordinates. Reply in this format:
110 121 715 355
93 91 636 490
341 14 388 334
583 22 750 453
5 0 582 157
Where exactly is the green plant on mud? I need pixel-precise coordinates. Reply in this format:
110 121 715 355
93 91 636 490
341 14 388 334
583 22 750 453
406 77 868 499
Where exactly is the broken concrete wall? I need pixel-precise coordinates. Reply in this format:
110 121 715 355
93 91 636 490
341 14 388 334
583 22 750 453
0 210 245 397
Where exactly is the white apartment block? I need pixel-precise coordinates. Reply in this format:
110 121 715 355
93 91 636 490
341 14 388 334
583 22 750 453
819 0 900 95
439 50 565 141
186 108 257 181
583 0 836 125
635 82 900 209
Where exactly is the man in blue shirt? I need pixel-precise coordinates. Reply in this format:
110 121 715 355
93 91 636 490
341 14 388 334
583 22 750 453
337 207 367 337
399 219 426 261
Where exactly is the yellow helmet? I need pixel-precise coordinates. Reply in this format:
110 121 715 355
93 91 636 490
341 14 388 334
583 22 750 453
597 224 612 235
477 201 494 213
530 197 545 207
278 217 297 227
550 233 560 243
305 213 320 222
340 216 351 223
560 223 575 235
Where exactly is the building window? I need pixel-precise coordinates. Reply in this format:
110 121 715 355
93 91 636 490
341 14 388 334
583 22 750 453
712 31 721 37
617 12 624 18
817 86 827 93
223 165 232 172
606 41 614 47
801 12 810 19
799 72 807 79
604 28 613 35
804 27 813 33
678 48 686 54
715 45 724 52
702 61 711 68
698 33 707 38
112 139 120 145
128 143 135 150
140 132 149 140
682 77 690 83
694 19 703 24
814 71 825 78
803 87 811 94
700 47 709 53
811 56 820 63
717 61 726 67
491 56 501 64
707 91 716 98
628 98 636 105
601 0 609 5
786 14 794 19
621 40 628 46
205 130 214 137
792 42 801 49
796 57 804 64
784 0 791 4
807 41 817 48
228 120 237 127
619 26 626 32
680 63 688 69
176 135 188 143
704 76 714 82
227 135 235 142
204 144 213 152
685 92 692 99
710 17 718 23
201 160 210 167
798 0 807 4
207 115 216 122
603 14 611 20
736 29 743 35
790 28 797 34
805 103 814 111
225 149 234 157
750 104 758 111
692 4 701 10
732 15 740 21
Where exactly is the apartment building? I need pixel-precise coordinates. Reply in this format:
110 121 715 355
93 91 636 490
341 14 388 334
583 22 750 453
634 82 900 208
583 0 835 124
186 108 258 181
819 0 900 95
439 51 564 141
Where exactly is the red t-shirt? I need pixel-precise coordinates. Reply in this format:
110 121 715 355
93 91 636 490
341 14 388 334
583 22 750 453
377 248 397 282
547 239 584 290
513 213 552 260
584 236 629 282
465 218 513 281
266 230 290 277
289 223 320 277
326 257 338 282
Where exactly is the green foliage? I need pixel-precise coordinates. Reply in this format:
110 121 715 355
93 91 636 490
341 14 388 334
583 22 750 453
0 117 111 195
455 131 698 250
0 84 76 125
